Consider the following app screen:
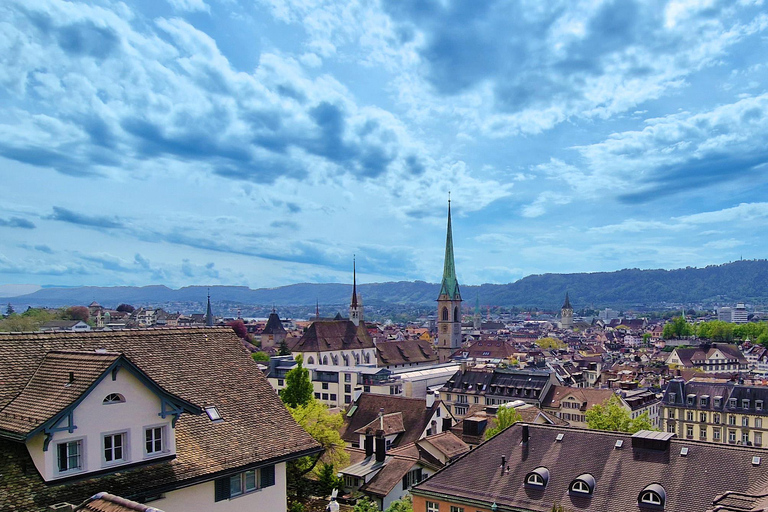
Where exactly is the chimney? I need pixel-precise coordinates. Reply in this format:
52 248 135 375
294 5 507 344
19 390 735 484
375 430 386 462
521 425 530 445
500 454 506 474
426 390 435 408
379 408 385 431
364 432 374 458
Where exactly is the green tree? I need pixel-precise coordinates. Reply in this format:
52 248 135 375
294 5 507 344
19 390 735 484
279 356 314 408
662 316 693 339
279 339 291 356
5 303 14 316
585 395 654 433
485 405 523 439
354 498 379 512
252 351 270 363
64 306 89 323
0 307 59 332
385 495 413 512
537 337 566 350
317 462 343 497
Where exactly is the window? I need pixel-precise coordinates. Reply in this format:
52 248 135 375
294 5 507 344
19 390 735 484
714 397 722 408
743 417 750 427
402 468 423 489
699 427 707 441
214 466 275 502
450 507 464 512
729 415 736 425
668 393 676 402
714 413 720 424
686 411 693 421
446 394 452 402
756 418 763 428
756 432 763 447
345 395 351 403
668 409 675 419
527 473 545 485
330 394 337 401
729 430 737 443
686 425 693 438
442 307 449 321
687 395 695 406
314 392 321 399
103 393 125 404
744 399 751 409
525 467 549 488
345 475 360 487
145 426 164 455
569 474 595 496
714 428 721 441
700 412 707 423
57 440 82 473
474 396 479 404
322 393 328 400
730 398 737 408
322 382 329 390
757 400 763 411
277 379 284 387
700 396 708 407
345 373 352 382
104 432 126 463
205 406 222 422
427 501 440 512
571 480 591 493
345 384 352 393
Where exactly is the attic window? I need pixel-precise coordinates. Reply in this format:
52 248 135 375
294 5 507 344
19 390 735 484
103 393 125 404
668 393 675 402
524 467 549 488
686 394 695 406
555 433 564 442
638 484 666 508
757 400 763 411
680 447 689 457
614 440 623 449
569 474 595 496
205 406 223 422
729 398 737 408
753 456 761 466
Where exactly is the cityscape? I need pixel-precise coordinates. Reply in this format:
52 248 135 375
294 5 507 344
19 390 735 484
3 1 768 512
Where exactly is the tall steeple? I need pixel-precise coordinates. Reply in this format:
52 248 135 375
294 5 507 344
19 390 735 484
436 195 463 363
473 294 481 330
561 292 573 329
205 288 213 327
438 197 461 301
349 256 363 326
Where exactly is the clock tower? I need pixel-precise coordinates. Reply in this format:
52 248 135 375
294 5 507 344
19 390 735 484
436 198 462 363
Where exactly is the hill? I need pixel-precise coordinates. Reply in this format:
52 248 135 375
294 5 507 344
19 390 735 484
3 260 768 310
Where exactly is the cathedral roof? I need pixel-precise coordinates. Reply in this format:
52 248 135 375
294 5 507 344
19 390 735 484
562 292 572 310
263 310 286 335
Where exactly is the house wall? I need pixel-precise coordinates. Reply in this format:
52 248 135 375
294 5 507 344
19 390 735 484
155 462 287 512
412 495 492 512
662 405 768 445
27 367 175 481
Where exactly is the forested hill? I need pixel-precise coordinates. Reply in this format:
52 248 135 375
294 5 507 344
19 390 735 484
4 260 768 310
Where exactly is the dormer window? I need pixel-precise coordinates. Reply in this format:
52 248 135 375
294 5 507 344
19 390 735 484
668 393 676 402
743 399 750 409
205 406 223 422
524 467 549 488
729 398 737 408
103 393 125 404
757 400 763 411
638 483 666 508
569 474 595 496
714 397 722 408
686 394 695 406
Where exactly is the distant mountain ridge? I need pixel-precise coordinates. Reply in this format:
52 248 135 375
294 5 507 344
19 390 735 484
3 260 768 310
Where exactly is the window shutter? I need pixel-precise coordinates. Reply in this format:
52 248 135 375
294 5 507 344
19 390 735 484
261 465 275 488
214 477 230 502
402 474 409 489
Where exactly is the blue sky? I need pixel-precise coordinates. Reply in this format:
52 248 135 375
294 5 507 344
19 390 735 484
1 0 768 292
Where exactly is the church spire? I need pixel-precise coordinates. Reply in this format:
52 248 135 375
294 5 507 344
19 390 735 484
349 256 363 326
351 255 359 308
205 288 213 327
562 292 572 310
438 196 461 301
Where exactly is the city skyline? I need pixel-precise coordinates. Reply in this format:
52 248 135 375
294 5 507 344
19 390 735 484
2 0 768 291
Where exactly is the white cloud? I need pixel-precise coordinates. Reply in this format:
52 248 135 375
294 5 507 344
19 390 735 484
166 0 210 13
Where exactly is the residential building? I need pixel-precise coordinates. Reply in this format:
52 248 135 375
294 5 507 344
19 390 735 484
436 199 462 363
288 319 377 368
541 386 615 428
0 328 320 511
439 367 557 418
412 423 768 512
39 320 92 332
621 388 662 429
662 378 768 446
665 343 748 373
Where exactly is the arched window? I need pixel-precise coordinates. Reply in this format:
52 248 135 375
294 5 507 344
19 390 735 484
365 353 371 364
332 354 338 365
524 467 549 488
343 354 349 366
638 484 666 508
307 356 315 364
442 307 449 321
103 393 125 405
569 474 595 496
322 355 328 365
454 306 459 322
354 352 360 364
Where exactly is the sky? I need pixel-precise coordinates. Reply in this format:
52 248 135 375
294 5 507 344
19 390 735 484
1 0 768 292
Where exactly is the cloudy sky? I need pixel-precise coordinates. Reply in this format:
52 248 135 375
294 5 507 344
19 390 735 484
1 0 768 291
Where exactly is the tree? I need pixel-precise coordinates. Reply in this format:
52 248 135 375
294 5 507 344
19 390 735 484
228 319 248 339
537 337 566 350
116 303 135 313
662 315 693 339
279 357 314 408
354 498 379 512
5 303 14 316
585 395 654 433
485 405 523 439
252 351 270 363
385 495 413 512
279 339 291 356
64 306 89 323
317 462 343 497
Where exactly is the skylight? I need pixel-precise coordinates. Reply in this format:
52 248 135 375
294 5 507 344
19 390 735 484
555 433 564 442
614 440 623 449
753 456 761 466
680 447 689 457
205 406 222 422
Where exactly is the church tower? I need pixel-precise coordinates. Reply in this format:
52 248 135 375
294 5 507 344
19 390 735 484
473 295 481 330
349 257 363 326
205 289 214 327
561 292 573 329
437 198 462 363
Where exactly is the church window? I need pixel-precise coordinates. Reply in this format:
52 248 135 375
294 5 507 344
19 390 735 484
307 356 315 364
442 308 449 321
454 306 459 322
322 356 328 365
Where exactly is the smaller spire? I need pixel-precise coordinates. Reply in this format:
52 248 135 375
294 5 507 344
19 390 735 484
316 300 320 320
205 288 213 327
562 292 572 310
351 255 359 308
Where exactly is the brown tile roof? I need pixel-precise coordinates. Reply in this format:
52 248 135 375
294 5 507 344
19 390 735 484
543 385 615 410
342 394 441 447
376 339 437 366
360 456 418 497
353 412 406 436
289 320 374 352
75 492 164 512
414 423 768 512
416 431 469 460
0 328 320 510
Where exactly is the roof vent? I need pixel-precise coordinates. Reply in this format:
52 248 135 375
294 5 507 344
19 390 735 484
753 456 761 466
555 433 564 442
680 446 689 457
614 439 623 449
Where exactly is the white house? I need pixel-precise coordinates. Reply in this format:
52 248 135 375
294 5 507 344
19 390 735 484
0 327 320 511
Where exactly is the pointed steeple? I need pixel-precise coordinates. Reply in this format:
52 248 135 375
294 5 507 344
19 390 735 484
438 196 461 300
562 292 572 310
351 255 359 308
205 288 213 327
474 295 480 315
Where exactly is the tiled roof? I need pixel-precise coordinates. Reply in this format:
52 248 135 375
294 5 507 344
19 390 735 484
342 394 442 447
0 328 320 510
353 412 406 436
289 320 374 352
75 492 164 512
414 423 768 512
543 385 615 410
416 431 469 460
360 455 418 497
376 340 437 366
262 311 286 335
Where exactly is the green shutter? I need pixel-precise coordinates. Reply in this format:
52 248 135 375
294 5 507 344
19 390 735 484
261 465 275 488
214 477 230 502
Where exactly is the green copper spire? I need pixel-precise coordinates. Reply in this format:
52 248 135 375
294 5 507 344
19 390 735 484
439 197 461 300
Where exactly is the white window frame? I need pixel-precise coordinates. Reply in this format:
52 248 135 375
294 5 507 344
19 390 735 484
230 469 260 498
426 502 440 512
102 393 125 405
102 430 129 466
571 480 591 494
56 438 84 475
144 424 167 458
527 473 545 486
640 491 662 506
